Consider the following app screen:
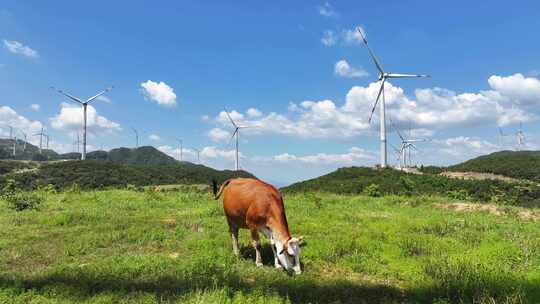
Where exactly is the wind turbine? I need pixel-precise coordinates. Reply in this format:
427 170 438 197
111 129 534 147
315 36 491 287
176 139 183 161
132 128 139 148
51 86 113 160
44 134 50 150
358 28 429 168
498 127 510 149
8 126 13 140
390 118 428 168
19 131 27 151
34 127 46 154
516 122 525 151
224 109 251 171
12 136 17 156
192 148 201 164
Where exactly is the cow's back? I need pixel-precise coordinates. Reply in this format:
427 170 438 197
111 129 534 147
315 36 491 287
222 178 282 228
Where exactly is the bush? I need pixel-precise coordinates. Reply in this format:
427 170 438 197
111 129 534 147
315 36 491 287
363 184 381 197
1 180 43 211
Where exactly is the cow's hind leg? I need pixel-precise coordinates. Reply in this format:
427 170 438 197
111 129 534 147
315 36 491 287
249 227 263 267
229 224 240 256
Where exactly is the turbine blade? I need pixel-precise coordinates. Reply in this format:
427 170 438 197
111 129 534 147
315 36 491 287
228 128 238 145
357 27 384 75
224 109 238 128
389 116 405 141
368 80 385 124
51 87 84 104
86 86 114 104
386 73 430 78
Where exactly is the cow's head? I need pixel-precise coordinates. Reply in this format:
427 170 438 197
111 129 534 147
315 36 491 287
276 237 303 274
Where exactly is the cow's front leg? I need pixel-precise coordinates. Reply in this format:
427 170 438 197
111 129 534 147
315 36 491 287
270 238 282 269
249 228 263 267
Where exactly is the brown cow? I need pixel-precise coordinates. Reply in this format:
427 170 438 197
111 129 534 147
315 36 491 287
213 178 302 274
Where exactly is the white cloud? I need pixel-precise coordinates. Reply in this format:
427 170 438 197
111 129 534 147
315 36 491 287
96 95 111 103
30 104 40 111
273 147 375 165
321 30 337 46
201 146 239 159
318 2 336 17
140 80 177 107
149 134 161 141
208 128 231 142
207 74 540 140
0 106 43 141
247 108 262 118
201 115 210 122
334 60 368 78
3 40 38 58
342 26 365 45
487 73 540 107
50 102 121 133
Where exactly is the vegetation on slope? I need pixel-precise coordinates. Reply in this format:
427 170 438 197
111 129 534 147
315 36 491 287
283 167 540 208
86 146 179 165
0 160 254 190
0 189 538 303
447 150 540 183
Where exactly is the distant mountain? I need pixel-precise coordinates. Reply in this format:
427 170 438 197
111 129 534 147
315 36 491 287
0 138 58 161
447 150 540 183
86 146 178 165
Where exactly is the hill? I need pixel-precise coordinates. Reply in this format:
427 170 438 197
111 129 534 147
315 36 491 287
283 167 540 208
0 138 59 160
86 146 179 165
0 160 254 190
447 150 540 183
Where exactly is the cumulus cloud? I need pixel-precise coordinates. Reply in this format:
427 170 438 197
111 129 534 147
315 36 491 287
247 108 262 118
342 26 365 44
208 128 231 142
3 40 38 58
206 74 540 141
321 30 337 46
50 102 121 134
0 106 43 141
149 134 160 141
487 73 540 107
30 104 40 111
273 147 375 165
140 80 177 107
334 60 368 78
318 2 336 17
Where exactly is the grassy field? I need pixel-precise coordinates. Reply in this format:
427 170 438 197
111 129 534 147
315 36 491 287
0 189 539 303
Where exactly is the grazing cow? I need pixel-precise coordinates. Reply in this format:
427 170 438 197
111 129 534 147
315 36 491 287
213 178 302 274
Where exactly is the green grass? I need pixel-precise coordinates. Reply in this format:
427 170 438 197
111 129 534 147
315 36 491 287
0 190 539 303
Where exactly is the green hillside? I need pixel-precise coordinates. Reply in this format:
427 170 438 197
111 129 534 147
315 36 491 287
0 160 254 190
448 150 540 182
87 146 179 165
283 167 540 208
0 138 59 160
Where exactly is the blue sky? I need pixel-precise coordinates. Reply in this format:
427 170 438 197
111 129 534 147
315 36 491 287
1 1 540 185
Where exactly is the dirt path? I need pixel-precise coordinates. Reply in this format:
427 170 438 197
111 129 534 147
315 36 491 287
436 202 540 221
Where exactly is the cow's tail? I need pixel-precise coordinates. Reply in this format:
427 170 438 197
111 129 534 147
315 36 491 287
212 179 231 200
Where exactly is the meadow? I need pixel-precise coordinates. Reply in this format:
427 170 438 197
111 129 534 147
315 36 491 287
0 188 539 303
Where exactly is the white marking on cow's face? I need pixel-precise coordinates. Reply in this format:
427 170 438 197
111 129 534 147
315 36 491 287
275 238 302 274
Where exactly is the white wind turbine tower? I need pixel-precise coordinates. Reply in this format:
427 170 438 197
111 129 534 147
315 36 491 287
192 148 201 164
516 122 525 151
132 128 139 148
358 28 430 168
225 109 251 171
176 139 183 161
20 131 27 151
34 127 46 154
51 86 113 160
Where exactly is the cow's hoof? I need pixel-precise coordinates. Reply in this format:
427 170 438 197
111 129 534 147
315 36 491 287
256 262 263 267
275 263 283 269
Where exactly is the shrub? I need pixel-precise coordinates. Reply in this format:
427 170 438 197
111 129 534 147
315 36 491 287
363 184 381 197
4 191 43 211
